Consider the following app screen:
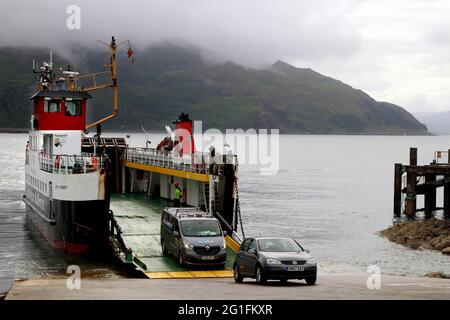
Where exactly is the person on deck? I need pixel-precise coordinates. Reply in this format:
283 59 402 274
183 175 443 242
174 182 183 207
208 145 216 174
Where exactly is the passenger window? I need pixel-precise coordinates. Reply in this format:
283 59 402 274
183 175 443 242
162 212 169 225
173 220 180 233
240 239 250 252
65 100 82 116
248 240 256 253
163 214 173 230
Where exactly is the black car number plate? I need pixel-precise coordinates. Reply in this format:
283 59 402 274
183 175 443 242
287 265 304 271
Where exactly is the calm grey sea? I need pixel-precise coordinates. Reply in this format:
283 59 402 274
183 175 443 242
1 132 449 293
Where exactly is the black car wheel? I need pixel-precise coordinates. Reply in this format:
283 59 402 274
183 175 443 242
161 240 169 256
306 276 316 285
255 266 266 284
233 264 243 283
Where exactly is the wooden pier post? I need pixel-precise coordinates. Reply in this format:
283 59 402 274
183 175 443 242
444 149 450 217
424 174 436 218
410 147 417 166
393 163 402 217
404 148 417 217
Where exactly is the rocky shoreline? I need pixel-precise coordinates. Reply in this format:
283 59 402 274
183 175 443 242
379 218 450 254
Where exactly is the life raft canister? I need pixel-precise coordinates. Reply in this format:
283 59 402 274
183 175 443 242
91 156 98 168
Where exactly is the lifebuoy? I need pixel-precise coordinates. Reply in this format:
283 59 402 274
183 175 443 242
91 156 98 168
54 155 61 169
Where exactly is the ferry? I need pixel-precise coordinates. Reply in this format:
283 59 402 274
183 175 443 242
24 37 243 265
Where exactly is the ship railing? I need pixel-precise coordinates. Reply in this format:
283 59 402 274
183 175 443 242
433 151 450 165
76 71 112 92
39 153 106 174
125 148 237 175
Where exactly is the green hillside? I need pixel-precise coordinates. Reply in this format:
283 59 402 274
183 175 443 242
0 45 428 134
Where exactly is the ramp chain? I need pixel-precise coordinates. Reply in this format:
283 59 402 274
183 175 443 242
235 180 246 239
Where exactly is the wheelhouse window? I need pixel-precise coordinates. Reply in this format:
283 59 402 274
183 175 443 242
44 99 61 113
65 99 82 116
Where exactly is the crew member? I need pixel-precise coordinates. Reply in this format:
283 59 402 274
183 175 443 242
174 182 183 207
208 145 216 174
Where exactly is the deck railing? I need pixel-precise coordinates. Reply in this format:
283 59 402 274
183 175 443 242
125 148 237 175
39 153 107 174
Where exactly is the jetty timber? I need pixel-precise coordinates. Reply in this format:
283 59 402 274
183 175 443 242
394 147 450 218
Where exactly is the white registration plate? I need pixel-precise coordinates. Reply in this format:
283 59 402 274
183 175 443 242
287 266 304 271
201 256 215 260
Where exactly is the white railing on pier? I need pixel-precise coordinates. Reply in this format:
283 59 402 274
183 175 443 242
433 151 450 165
125 148 237 175
38 153 106 174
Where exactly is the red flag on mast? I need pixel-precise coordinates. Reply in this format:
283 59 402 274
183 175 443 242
127 42 135 64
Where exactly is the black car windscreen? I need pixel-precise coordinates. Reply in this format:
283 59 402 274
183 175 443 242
257 239 303 252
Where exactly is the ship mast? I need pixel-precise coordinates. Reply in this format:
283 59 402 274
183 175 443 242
77 36 128 130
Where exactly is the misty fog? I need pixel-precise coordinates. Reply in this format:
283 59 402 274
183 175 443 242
2 0 450 113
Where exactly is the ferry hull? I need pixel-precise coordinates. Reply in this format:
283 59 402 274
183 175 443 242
24 195 109 255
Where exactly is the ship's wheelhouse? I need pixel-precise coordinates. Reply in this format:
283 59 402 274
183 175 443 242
30 91 91 131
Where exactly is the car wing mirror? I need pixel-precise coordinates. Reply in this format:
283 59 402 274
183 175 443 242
173 230 180 237
304 249 310 253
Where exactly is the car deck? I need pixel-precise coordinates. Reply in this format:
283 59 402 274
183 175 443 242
110 193 236 278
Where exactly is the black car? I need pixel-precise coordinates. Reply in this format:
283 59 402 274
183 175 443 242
233 237 317 285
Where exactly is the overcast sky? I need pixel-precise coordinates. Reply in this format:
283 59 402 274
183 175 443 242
2 0 450 113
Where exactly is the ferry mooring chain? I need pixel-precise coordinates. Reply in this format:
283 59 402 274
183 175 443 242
235 181 246 240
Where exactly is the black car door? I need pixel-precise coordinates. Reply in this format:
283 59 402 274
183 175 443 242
236 239 250 275
246 239 258 275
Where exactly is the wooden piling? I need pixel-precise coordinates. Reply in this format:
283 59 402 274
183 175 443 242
410 147 417 166
404 148 417 217
444 186 450 218
394 163 402 217
424 174 436 218
444 149 450 218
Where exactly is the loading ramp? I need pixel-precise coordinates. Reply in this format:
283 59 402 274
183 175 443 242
108 193 237 279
